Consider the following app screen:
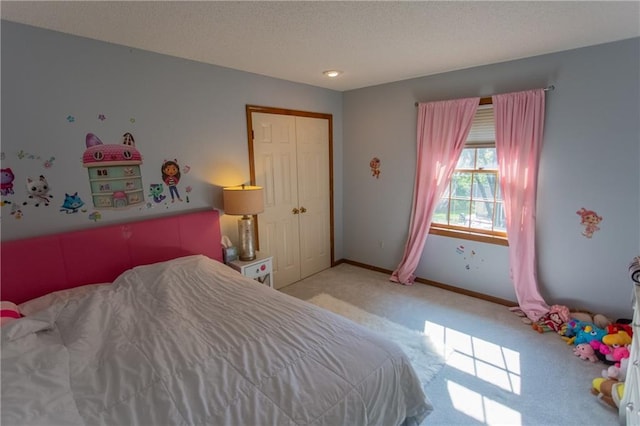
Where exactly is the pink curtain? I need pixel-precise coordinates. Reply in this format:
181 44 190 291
493 89 549 321
391 98 479 284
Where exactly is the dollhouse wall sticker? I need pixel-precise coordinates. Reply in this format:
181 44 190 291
82 132 144 209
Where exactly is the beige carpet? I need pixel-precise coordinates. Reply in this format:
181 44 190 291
282 263 620 426
306 293 446 386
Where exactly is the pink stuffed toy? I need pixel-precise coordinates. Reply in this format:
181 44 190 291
574 343 598 362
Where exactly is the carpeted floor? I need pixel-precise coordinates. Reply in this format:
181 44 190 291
280 263 620 426
306 292 446 386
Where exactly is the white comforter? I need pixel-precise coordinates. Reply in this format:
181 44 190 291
1 255 432 426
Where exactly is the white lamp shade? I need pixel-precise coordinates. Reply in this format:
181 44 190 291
223 186 264 215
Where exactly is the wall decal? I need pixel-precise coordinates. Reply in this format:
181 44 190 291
161 159 183 203
66 115 75 123
455 244 484 271
10 204 22 219
59 192 86 214
82 132 144 209
149 183 166 203
121 132 135 146
576 207 603 238
370 157 381 178
129 118 136 124
17 150 41 160
22 175 53 207
98 114 107 121
88 211 102 222
14 151 54 170
1 168 16 196
43 157 56 169
185 185 192 203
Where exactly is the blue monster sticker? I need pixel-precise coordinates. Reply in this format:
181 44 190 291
60 192 85 214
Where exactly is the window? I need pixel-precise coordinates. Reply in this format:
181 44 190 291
430 104 508 246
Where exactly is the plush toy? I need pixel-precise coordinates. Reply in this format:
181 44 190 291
602 330 632 348
606 323 633 339
573 324 608 346
591 378 625 409
559 319 590 345
532 304 570 333
574 343 598 362
603 358 629 381
570 311 612 329
592 341 630 365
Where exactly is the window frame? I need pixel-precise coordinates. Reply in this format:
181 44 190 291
429 103 508 247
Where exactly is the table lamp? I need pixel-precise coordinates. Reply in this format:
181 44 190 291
222 184 265 261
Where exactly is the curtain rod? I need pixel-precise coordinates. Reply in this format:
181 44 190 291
414 85 555 107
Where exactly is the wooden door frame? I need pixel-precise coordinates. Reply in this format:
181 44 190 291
245 105 335 266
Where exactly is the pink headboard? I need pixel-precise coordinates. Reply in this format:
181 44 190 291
1 210 223 304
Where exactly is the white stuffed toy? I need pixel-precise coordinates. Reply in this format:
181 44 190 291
604 357 629 381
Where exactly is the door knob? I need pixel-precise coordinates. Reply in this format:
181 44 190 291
292 208 299 214
300 206 307 213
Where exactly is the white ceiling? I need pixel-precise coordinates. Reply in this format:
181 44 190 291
2 1 639 91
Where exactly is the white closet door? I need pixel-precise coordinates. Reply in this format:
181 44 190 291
251 112 301 288
295 116 331 279
250 110 331 289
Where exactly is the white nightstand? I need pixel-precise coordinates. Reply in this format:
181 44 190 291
228 253 273 288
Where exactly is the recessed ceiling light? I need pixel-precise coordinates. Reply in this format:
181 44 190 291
322 70 342 78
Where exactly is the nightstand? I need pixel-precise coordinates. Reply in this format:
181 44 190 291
228 253 273 288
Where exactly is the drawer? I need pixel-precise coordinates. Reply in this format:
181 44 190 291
243 259 272 279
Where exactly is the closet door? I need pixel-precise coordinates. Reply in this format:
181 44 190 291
295 116 331 278
248 108 332 289
251 112 301 288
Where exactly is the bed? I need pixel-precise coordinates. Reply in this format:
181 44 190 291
1 210 432 425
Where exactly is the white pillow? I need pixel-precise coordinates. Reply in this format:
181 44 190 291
19 283 108 316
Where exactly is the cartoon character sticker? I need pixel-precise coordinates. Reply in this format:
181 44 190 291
1 168 15 195
161 159 183 203
10 203 22 219
60 192 85 214
88 211 102 222
149 183 166 203
23 175 53 207
122 132 135 146
576 207 603 238
370 157 381 178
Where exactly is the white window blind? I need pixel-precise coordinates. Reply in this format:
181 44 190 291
466 104 495 145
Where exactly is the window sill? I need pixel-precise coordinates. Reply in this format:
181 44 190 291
429 227 509 246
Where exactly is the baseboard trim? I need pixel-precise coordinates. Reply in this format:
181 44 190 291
336 258 516 308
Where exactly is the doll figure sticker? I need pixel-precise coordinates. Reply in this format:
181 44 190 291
576 207 602 238
161 159 183 203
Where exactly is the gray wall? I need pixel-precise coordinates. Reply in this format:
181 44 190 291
343 38 640 320
0 21 344 261
3 20 638 320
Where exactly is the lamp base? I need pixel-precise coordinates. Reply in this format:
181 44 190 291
237 215 257 261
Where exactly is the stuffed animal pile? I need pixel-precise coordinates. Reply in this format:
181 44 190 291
531 307 632 411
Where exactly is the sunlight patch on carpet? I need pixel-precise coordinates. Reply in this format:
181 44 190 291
306 293 445 386
447 380 522 425
425 320 522 394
